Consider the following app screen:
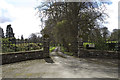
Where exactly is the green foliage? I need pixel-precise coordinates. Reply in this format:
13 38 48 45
83 42 94 48
16 43 42 51
6 24 15 38
28 43 41 50
84 41 118 51
0 27 4 38
95 43 109 50
60 46 73 56
2 38 42 53
49 46 56 52
2 38 17 53
28 33 42 43
37 2 108 54
64 52 73 56
109 29 120 41
106 41 118 43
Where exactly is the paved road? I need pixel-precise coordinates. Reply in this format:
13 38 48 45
1 48 119 78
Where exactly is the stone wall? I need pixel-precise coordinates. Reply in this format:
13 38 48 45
0 50 49 65
79 50 119 59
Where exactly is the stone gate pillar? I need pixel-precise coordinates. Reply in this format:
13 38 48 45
43 34 50 58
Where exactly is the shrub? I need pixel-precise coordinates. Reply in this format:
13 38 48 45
26 43 41 50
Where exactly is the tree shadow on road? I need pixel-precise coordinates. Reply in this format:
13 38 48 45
44 57 54 63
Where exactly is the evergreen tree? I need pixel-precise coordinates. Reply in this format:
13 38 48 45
6 24 16 44
21 35 24 40
0 27 4 38
6 24 15 38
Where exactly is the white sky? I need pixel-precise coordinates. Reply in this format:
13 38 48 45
0 0 119 38
104 0 120 31
0 0 41 39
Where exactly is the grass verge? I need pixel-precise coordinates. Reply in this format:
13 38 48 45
60 46 73 56
49 46 56 52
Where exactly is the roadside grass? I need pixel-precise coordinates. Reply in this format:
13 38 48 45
106 41 118 43
60 46 73 56
83 41 118 50
49 46 56 52
83 41 118 47
64 52 73 56
83 42 94 48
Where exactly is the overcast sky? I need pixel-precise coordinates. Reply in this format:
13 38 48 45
0 0 119 38
0 0 41 39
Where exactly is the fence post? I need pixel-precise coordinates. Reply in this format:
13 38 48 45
43 34 50 58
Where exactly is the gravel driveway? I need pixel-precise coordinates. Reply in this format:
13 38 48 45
1 48 119 78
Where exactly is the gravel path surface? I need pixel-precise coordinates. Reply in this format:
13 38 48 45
1 47 119 78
